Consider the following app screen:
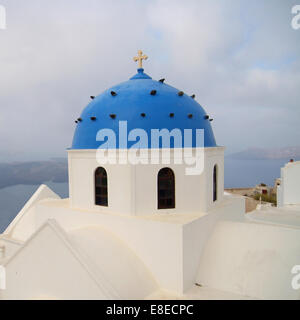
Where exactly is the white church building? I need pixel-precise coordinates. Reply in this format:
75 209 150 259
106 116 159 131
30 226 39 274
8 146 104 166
0 52 300 300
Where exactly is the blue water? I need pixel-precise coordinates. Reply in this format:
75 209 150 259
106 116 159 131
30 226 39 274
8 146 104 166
0 158 287 232
0 182 68 233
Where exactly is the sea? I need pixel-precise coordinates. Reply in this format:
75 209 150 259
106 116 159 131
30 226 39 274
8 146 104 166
0 158 288 233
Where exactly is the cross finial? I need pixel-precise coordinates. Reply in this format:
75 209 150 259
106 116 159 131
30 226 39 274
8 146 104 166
133 50 148 69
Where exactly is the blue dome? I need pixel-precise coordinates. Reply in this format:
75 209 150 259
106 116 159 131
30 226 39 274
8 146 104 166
71 69 216 149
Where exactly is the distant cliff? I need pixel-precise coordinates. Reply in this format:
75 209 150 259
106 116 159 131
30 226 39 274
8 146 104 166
0 158 68 189
228 146 300 160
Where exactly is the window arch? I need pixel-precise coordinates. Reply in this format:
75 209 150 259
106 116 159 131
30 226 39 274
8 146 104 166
213 164 218 202
157 167 175 209
95 167 108 206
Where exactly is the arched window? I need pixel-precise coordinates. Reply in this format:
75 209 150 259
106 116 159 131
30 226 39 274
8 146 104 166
213 165 217 202
95 167 108 206
157 168 175 209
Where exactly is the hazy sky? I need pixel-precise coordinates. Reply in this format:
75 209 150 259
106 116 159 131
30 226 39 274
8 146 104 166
0 0 299 161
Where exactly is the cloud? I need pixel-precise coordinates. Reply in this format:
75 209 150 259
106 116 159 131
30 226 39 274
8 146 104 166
0 0 299 161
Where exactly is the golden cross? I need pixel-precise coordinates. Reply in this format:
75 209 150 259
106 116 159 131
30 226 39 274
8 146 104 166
133 50 148 69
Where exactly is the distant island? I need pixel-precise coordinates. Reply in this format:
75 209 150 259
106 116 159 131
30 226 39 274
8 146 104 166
228 146 300 160
0 158 68 189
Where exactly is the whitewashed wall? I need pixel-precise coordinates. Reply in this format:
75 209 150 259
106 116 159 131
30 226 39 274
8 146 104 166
68 147 224 216
2 222 108 300
196 220 300 300
68 150 134 215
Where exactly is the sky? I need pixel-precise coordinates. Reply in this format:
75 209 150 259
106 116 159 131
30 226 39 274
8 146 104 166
0 0 299 161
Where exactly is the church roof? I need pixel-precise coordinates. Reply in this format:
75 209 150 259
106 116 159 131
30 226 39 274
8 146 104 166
71 67 217 149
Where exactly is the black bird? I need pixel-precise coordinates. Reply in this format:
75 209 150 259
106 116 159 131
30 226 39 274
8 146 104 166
191 94 195 99
209 118 213 122
77 118 82 122
141 113 146 117
204 115 209 120
159 78 165 83
178 91 184 96
110 114 116 119
90 96 95 99
90 117 96 121
188 114 193 119
169 113 174 118
150 90 157 95
111 91 117 96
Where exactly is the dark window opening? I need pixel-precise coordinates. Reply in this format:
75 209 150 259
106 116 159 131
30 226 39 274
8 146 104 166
95 167 108 206
158 168 175 209
213 165 217 202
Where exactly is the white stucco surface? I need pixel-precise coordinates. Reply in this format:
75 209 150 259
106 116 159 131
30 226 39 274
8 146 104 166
247 206 300 228
1 220 158 300
1 155 300 300
196 220 300 300
68 226 158 299
68 147 225 215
